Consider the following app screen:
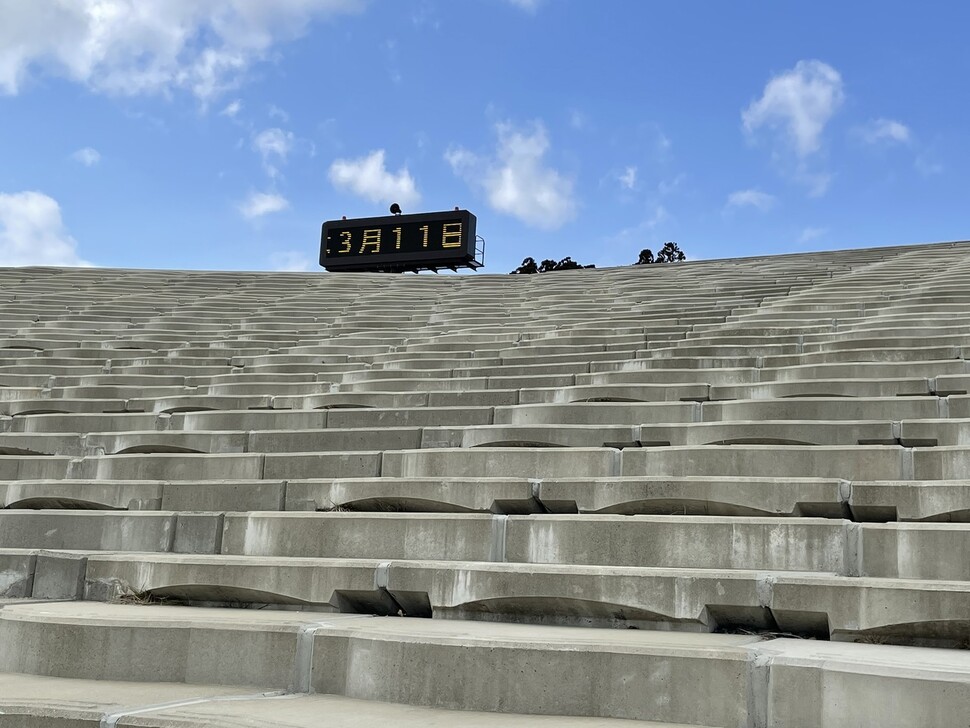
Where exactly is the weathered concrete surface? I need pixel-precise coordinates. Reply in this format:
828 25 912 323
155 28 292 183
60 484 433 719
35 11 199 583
309 617 760 726
757 638 970 727
0 511 175 551
0 602 371 689
1 241 970 724
221 513 498 560
0 673 652 727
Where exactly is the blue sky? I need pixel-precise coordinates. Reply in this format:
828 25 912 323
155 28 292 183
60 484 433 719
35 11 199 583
1 0 967 273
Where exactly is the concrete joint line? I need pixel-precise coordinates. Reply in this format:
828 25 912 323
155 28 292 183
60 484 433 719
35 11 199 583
901 448 915 480
293 617 347 693
164 514 178 553
838 479 852 504
529 479 542 503
691 401 703 423
844 523 862 577
100 690 292 727
611 448 622 477
374 561 391 590
66 458 84 480
939 396 951 419
755 574 774 608
746 652 771 728
489 514 508 563
279 480 288 511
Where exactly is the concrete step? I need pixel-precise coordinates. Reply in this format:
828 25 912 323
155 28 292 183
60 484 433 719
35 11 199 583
221 513 849 572
0 672 639 727
0 602 761 725
637 420 898 446
74 553 970 646
2 602 969 726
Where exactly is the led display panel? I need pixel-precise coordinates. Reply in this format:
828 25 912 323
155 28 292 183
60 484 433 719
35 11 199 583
320 210 479 272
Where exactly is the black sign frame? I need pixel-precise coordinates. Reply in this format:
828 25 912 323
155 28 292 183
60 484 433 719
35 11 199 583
320 209 481 273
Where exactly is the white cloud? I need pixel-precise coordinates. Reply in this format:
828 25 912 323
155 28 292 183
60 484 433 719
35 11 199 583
446 121 575 230
253 127 294 177
72 147 101 166
743 60 844 157
618 166 637 190
726 189 776 211
328 150 420 207
569 109 587 130
505 0 542 11
798 226 828 243
658 173 686 196
0 0 364 101
238 191 289 219
270 250 312 271
858 118 910 145
268 104 289 123
799 171 833 198
915 154 943 177
220 99 243 117
643 205 668 229
0 191 91 266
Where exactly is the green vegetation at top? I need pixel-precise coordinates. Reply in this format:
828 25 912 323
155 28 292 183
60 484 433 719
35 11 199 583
510 242 686 274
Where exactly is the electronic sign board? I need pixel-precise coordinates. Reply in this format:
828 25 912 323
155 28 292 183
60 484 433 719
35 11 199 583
320 209 480 272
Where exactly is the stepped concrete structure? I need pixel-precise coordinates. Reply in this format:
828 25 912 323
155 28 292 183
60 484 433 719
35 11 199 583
1 240 970 726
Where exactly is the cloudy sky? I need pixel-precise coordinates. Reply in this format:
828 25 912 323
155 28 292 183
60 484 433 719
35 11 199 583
1 0 966 272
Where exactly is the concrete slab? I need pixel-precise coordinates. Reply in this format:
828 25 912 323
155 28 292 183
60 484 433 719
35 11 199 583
285 476 535 513
422 424 638 449
309 616 761 725
537 475 845 516
709 378 935 400
849 480 970 521
83 554 385 610
382 447 620 479
0 601 371 688
1 479 163 510
859 522 970 579
638 420 897 446
621 445 907 480
493 401 697 425
702 396 943 422
0 511 175 551
222 513 497 561
755 638 970 727
0 549 34 597
505 515 848 572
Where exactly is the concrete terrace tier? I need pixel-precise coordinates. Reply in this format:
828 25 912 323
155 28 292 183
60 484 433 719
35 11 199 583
2 239 970 726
